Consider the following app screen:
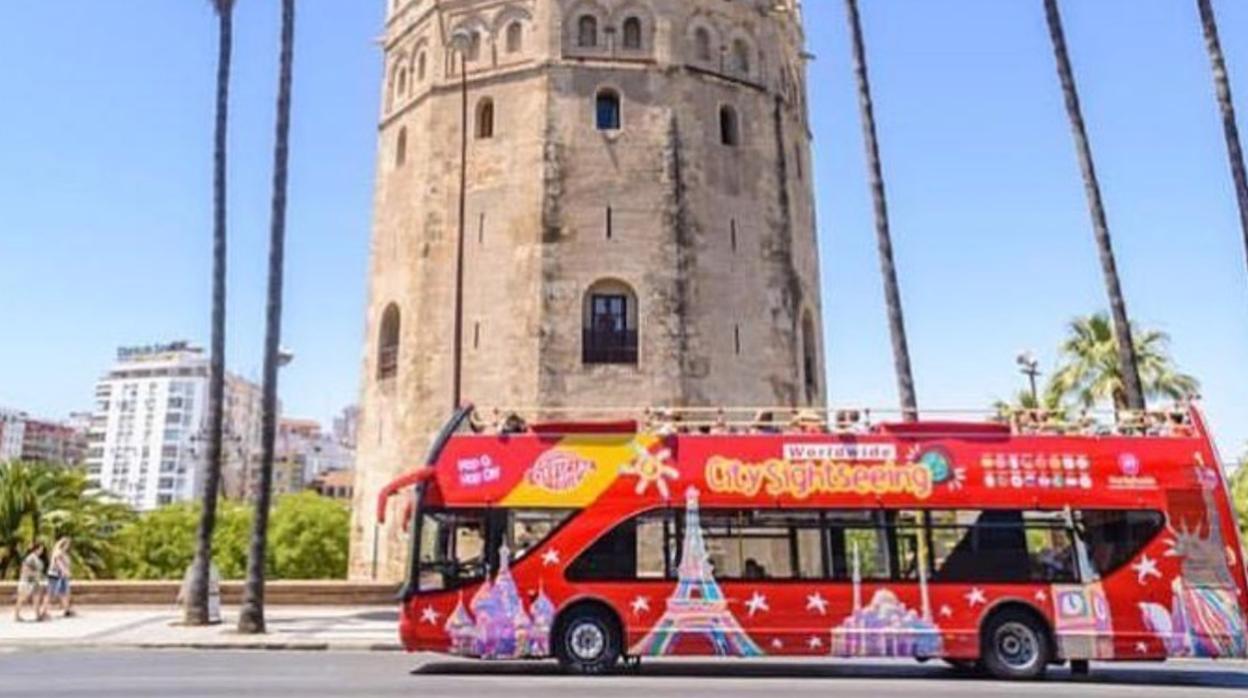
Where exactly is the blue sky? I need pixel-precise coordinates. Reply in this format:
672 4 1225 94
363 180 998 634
1 2 1245 459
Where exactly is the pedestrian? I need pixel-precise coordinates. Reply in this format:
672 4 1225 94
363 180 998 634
14 542 49 622
47 537 75 618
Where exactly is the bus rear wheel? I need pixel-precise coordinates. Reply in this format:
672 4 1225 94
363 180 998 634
980 609 1051 681
555 606 621 675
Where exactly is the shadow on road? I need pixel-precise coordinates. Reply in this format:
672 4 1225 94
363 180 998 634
413 659 1248 689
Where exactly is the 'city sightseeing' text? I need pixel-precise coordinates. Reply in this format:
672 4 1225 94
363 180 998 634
705 456 934 500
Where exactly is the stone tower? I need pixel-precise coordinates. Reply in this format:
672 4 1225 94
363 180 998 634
350 0 824 580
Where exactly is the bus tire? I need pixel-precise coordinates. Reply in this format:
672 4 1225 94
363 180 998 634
980 608 1051 681
554 605 621 675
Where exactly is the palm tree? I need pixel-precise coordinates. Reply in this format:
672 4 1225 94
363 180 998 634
239 0 296 635
1196 0 1248 284
844 0 919 420
1048 313 1199 411
186 0 235 628
0 461 134 580
1042 0 1146 413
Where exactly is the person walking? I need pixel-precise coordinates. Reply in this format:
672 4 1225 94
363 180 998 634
46 538 74 618
14 542 48 622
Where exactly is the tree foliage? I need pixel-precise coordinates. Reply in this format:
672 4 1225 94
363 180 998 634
269 492 350 580
1047 313 1199 410
114 493 348 580
0 461 135 580
1230 457 1248 548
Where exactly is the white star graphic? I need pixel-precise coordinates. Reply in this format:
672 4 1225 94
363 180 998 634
1135 641 1149 654
938 604 953 618
745 591 770 617
1034 590 1048 603
1131 555 1162 585
770 638 784 650
420 606 441 625
630 596 651 616
541 548 561 567
807 636 823 650
965 588 987 608
806 592 829 615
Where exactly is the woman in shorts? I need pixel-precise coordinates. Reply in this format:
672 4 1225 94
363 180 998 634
47 538 74 617
14 542 48 622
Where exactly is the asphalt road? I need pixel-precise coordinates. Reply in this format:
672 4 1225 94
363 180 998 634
2 650 1246 697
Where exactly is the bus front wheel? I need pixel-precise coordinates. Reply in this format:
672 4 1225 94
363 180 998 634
555 606 621 675
980 609 1051 681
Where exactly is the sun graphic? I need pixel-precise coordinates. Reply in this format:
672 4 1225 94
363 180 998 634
620 441 679 499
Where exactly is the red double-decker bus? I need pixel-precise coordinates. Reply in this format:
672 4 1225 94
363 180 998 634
379 405 1248 680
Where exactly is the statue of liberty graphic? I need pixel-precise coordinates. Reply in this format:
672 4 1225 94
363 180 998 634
630 487 764 657
1138 464 1248 658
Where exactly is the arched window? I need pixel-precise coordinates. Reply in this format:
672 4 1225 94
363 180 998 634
397 67 408 97
720 105 739 147
578 15 598 48
396 127 407 167
596 89 621 131
732 39 751 75
694 28 712 62
466 31 482 61
622 17 643 50
506 21 523 53
417 52 427 81
378 304 401 380
476 98 495 139
583 280 638 365
802 311 818 403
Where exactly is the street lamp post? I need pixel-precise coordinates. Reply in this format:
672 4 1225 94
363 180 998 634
1017 351 1041 404
450 31 471 412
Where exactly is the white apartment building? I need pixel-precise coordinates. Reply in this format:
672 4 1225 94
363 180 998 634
84 342 263 511
0 408 27 462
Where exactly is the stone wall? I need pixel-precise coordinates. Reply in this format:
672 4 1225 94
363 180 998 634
351 0 823 581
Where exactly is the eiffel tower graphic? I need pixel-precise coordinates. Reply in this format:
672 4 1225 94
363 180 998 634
630 487 764 657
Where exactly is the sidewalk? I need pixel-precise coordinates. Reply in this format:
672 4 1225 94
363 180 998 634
0 606 402 652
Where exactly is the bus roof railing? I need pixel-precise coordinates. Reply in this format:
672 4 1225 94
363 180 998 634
454 403 1204 440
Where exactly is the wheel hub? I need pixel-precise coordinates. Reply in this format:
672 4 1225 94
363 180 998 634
569 622 605 661
994 622 1039 670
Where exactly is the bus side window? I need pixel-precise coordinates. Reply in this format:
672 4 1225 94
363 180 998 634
567 510 673 580
1077 509 1165 579
508 509 575 559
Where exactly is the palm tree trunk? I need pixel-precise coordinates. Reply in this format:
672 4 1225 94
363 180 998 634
1042 0 1146 412
844 0 919 421
239 0 296 635
1197 0 1248 286
186 0 233 627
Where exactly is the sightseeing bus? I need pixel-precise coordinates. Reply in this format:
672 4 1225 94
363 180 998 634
378 405 1248 680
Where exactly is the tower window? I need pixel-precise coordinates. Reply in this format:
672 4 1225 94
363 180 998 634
622 17 643 50
578 15 599 48
397 67 408 97
378 304 401 380
467 31 482 61
417 52 427 81
476 98 495 139
694 28 712 62
506 22 523 53
596 89 621 131
583 280 638 365
732 39 751 75
396 127 407 168
720 105 740 146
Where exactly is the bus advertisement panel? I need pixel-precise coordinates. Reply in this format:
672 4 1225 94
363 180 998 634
388 410 1248 680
